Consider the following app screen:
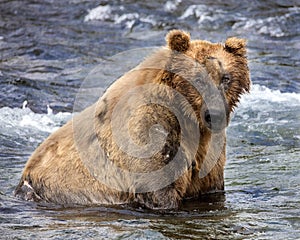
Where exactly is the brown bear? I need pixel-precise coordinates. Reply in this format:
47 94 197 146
15 30 250 209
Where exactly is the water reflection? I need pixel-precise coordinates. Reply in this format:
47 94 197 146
32 192 236 239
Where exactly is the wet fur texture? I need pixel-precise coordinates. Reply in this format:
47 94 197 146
15 30 250 209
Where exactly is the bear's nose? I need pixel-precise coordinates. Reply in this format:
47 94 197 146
204 109 226 131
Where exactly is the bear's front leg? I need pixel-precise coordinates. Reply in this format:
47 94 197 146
135 186 182 210
133 170 191 210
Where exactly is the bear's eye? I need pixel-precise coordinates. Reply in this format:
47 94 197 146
221 74 231 91
221 74 231 84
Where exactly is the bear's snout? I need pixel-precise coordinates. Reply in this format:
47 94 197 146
203 108 227 132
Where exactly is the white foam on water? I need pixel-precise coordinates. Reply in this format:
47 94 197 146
179 4 238 31
233 17 285 38
0 102 72 138
232 7 300 37
231 84 300 141
114 13 139 24
84 5 112 22
179 4 211 21
179 4 299 37
239 84 300 110
84 4 157 29
164 0 182 12
114 13 140 29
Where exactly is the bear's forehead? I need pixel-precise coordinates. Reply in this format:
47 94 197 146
188 40 229 65
189 41 222 58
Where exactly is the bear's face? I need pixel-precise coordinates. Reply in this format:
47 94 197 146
165 30 250 131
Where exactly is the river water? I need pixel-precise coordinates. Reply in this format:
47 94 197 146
0 0 299 239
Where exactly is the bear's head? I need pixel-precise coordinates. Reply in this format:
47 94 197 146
162 29 250 131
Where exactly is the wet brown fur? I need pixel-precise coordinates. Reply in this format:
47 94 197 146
15 30 250 209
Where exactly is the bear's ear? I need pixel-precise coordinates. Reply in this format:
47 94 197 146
166 29 190 52
225 37 247 56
